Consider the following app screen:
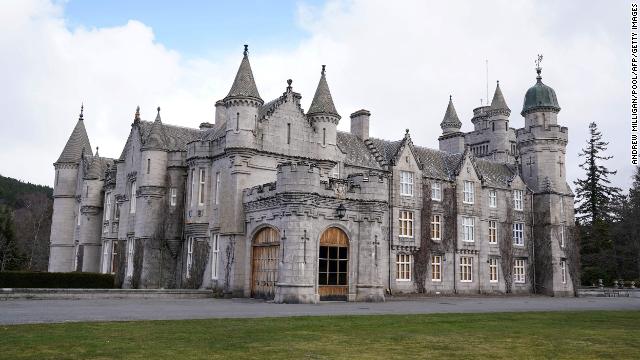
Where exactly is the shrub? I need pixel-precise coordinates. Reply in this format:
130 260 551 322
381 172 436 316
0 271 115 288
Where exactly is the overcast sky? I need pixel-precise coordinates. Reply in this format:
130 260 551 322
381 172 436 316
0 0 633 192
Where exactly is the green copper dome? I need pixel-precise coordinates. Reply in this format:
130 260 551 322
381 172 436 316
521 69 560 115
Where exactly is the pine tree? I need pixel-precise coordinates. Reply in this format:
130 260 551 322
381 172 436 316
0 205 23 271
573 122 622 285
574 122 622 224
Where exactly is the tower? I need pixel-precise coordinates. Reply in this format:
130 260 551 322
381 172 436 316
224 45 263 149
307 65 341 160
487 81 511 161
438 95 465 153
49 105 93 272
516 56 574 296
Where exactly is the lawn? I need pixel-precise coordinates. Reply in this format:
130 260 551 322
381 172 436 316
1 311 638 359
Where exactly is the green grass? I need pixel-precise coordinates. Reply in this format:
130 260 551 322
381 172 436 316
1 311 638 359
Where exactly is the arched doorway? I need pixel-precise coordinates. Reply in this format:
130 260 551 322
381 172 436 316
318 227 349 301
251 227 280 299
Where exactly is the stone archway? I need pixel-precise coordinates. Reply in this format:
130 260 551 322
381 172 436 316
251 227 280 299
318 227 349 301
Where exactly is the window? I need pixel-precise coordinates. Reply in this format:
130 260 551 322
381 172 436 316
463 181 474 204
102 241 110 274
129 181 136 214
114 203 120 221
331 163 340 178
319 245 348 286
55 170 59 186
398 211 414 238
431 182 442 201
513 222 524 246
215 172 221 205
126 238 135 277
560 225 565 248
111 241 118 273
322 128 326 146
198 168 206 206
431 255 442 282
396 253 412 281
514 259 526 283
489 190 497 208
460 256 473 282
513 190 524 211
431 214 442 240
77 204 81 225
560 260 567 284
104 192 111 221
147 158 151 174
190 169 195 207
170 187 177 207
489 258 498 282
211 233 219 279
400 171 414 196
489 220 498 244
462 216 474 242
85 185 88 197
287 123 291 144
235 113 239 131
186 237 194 278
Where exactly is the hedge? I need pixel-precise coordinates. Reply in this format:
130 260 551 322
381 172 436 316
0 271 116 288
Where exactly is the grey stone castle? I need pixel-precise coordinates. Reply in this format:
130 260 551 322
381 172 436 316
48 46 575 302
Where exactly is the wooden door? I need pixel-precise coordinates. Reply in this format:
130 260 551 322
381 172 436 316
251 227 280 299
318 227 349 301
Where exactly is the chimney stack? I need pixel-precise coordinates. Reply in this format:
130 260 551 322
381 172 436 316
350 109 370 140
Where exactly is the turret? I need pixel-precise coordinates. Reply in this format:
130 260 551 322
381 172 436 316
438 96 465 153
224 45 263 149
49 105 93 272
487 81 511 160
307 65 340 158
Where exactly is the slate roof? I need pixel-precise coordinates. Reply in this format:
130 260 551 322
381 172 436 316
336 131 381 169
473 158 517 188
225 46 262 102
57 116 93 163
366 137 402 166
200 121 226 141
412 146 464 180
85 155 114 180
142 109 168 151
308 66 339 118
490 81 510 111
139 121 201 151
440 96 462 130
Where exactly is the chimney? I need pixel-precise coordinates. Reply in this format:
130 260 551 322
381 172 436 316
350 109 370 140
199 122 214 130
214 100 226 125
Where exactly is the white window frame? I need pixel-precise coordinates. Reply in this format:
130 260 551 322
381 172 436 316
110 241 118 273
198 168 206 206
431 255 442 282
513 222 525 246
332 163 340 178
431 214 442 240
460 256 473 282
126 238 135 277
489 258 498 283
431 182 442 201
463 181 474 204
513 190 524 211
129 181 136 214
561 260 567 284
170 187 177 207
186 237 195 278
462 216 475 242
77 203 81 226
104 192 111 221
488 220 498 244
190 169 195 207
396 253 412 281
211 233 219 280
560 225 565 248
399 171 414 197
215 172 221 205
398 210 414 238
102 241 110 274
514 259 526 283
489 189 497 208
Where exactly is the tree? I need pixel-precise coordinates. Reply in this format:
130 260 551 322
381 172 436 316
611 166 640 281
573 122 622 285
13 192 52 271
0 205 24 271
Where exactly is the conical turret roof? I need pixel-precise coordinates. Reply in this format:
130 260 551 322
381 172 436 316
490 81 510 112
57 105 93 163
440 95 462 132
308 65 340 118
143 107 168 151
225 45 262 102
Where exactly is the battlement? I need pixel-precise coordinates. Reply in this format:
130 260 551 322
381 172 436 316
516 124 568 142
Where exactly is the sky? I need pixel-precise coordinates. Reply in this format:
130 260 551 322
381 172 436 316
0 0 633 193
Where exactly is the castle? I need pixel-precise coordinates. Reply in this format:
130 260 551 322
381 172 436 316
48 46 575 302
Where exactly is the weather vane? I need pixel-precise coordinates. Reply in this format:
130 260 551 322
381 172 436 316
535 54 543 70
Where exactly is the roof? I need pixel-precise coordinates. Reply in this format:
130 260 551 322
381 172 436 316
336 131 381 169
85 155 114 180
473 158 517 188
490 81 510 111
57 115 93 163
440 96 462 131
412 146 464 180
142 109 168 151
521 70 560 115
307 66 340 118
139 121 201 151
225 46 262 102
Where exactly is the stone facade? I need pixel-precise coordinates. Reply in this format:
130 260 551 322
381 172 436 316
48 47 575 301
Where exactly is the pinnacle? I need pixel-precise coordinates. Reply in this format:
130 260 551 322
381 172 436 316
307 65 340 118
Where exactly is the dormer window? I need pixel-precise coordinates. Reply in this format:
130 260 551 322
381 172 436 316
400 171 414 196
513 190 524 211
431 182 442 201
463 181 474 204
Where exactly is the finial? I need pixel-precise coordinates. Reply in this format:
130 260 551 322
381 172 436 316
244 44 248 57
95 146 99 157
535 54 543 80
79 103 84 120
286 79 292 92
321 65 326 75
405 128 409 135
157 106 161 114
133 106 141 122
496 80 500 85
449 94 452 101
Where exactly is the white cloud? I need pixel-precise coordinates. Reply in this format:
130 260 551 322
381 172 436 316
0 0 633 192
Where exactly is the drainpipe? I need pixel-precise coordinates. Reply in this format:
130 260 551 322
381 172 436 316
388 168 393 294
530 190 536 294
